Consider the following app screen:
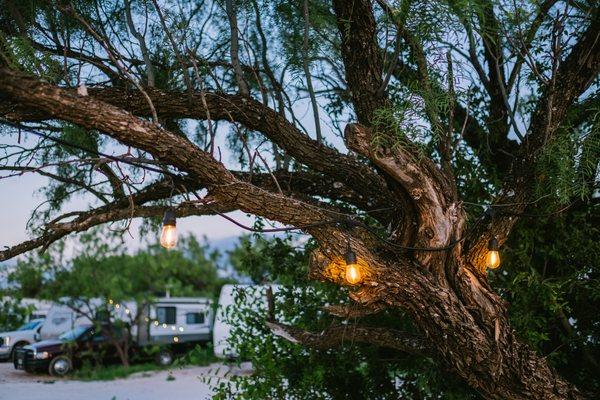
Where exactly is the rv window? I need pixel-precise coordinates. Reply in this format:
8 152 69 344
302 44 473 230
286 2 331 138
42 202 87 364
186 312 205 325
156 306 176 325
95 310 110 322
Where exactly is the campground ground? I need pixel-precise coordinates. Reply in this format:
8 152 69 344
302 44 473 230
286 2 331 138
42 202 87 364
0 361 249 400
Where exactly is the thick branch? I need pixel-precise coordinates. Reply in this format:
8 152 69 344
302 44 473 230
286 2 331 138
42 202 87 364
0 203 233 262
344 123 461 273
266 321 428 356
0 68 383 267
332 0 386 124
0 86 391 207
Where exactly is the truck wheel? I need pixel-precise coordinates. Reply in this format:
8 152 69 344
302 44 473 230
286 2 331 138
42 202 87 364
156 349 173 366
49 355 72 376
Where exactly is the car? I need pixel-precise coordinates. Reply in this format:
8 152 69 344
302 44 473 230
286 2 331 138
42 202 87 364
13 324 127 376
0 319 45 362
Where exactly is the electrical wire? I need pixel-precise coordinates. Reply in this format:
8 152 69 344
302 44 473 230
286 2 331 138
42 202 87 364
3 122 591 252
197 199 484 252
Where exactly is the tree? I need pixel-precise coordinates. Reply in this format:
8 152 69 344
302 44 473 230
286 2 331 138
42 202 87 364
219 235 481 399
0 0 599 398
8 232 226 366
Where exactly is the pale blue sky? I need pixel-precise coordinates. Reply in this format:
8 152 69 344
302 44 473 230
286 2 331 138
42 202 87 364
0 96 337 262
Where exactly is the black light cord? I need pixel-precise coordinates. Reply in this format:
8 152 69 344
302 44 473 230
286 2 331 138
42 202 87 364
198 199 483 253
2 122 582 252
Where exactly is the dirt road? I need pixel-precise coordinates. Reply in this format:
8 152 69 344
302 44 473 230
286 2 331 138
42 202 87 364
0 361 242 400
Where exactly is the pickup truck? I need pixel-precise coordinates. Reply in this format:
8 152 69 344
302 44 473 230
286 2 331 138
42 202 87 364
0 319 45 361
14 324 128 376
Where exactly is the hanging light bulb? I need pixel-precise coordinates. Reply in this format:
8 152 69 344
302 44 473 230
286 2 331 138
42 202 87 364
160 208 178 249
485 237 501 269
344 243 362 285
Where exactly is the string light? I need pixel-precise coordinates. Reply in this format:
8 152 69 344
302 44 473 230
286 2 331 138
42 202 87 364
344 243 363 285
9 123 578 277
486 237 501 269
160 208 178 249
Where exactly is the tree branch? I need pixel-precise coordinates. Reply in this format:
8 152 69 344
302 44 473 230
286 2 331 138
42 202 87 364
0 68 383 267
266 321 429 356
0 85 391 208
0 202 233 262
332 0 386 124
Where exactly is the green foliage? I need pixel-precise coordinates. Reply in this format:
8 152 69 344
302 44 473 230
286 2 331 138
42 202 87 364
176 344 218 367
491 203 600 394
371 105 428 157
0 35 62 80
9 232 227 302
0 298 34 331
227 235 310 284
535 121 600 203
214 236 478 399
71 345 218 381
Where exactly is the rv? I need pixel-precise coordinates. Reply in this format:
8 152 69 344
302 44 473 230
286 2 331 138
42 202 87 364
137 297 213 346
13 296 213 371
40 297 212 346
20 299 52 320
213 284 279 359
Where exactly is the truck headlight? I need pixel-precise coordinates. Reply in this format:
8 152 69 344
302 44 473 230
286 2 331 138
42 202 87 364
35 351 50 360
2 336 10 346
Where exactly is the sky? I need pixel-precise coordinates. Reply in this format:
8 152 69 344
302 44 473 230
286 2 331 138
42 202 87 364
0 169 255 259
0 97 332 265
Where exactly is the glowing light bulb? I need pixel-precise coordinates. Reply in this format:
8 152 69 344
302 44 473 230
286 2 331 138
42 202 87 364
160 209 177 249
345 263 362 285
344 243 363 285
486 237 501 269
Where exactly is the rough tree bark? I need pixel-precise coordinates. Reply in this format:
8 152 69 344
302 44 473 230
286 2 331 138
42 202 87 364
0 1 599 399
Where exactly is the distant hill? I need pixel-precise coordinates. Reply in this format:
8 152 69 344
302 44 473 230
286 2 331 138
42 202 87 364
208 235 241 256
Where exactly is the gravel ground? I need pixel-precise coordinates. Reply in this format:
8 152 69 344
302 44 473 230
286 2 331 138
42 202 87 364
0 361 247 400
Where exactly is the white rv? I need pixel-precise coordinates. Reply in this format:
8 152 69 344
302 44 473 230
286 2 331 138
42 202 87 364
138 297 213 346
38 298 124 340
20 299 52 320
213 284 279 359
39 297 212 347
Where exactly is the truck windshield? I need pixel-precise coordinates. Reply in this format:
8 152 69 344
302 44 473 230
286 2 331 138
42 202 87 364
58 326 90 341
17 320 42 331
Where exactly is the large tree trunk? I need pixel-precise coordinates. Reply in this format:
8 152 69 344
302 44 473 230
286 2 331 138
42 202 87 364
1 1 599 397
378 263 582 399
329 123 584 399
